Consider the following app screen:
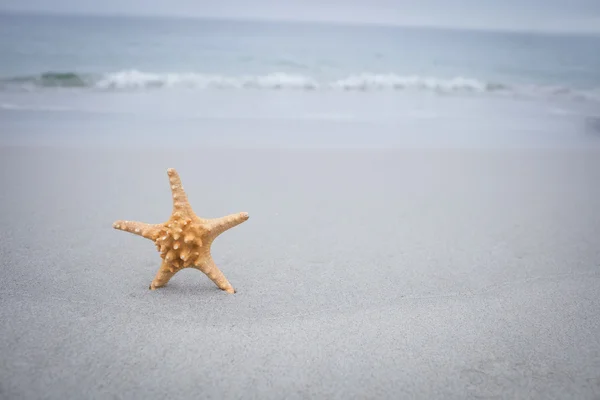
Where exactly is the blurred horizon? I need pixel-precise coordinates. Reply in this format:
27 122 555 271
1 0 599 35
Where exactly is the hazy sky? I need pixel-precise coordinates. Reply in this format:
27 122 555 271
1 0 599 33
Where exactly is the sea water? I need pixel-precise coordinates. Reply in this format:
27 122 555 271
1 12 599 149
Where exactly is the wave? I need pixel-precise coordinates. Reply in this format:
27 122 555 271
4 72 93 88
1 70 598 101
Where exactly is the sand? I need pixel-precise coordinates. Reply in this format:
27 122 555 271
1 146 599 399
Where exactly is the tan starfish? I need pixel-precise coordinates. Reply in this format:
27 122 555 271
112 168 249 293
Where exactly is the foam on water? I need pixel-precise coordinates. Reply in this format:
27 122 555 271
1 14 599 150
1 70 599 103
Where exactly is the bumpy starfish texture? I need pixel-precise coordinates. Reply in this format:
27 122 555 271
113 168 249 293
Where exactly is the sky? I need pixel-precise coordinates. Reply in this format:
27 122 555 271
1 0 599 33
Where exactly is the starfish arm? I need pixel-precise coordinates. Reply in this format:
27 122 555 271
166 168 191 212
206 212 249 238
113 220 161 240
194 256 235 293
149 260 179 290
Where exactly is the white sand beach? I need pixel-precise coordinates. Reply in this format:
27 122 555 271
2 7 600 398
1 145 599 399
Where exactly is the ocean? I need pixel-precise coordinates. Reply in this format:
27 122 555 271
1 11 599 149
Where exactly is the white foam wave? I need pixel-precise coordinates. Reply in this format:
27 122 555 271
95 71 320 90
96 70 504 93
3 69 599 102
90 70 600 101
330 74 503 92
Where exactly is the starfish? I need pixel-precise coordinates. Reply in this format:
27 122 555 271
112 168 249 293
